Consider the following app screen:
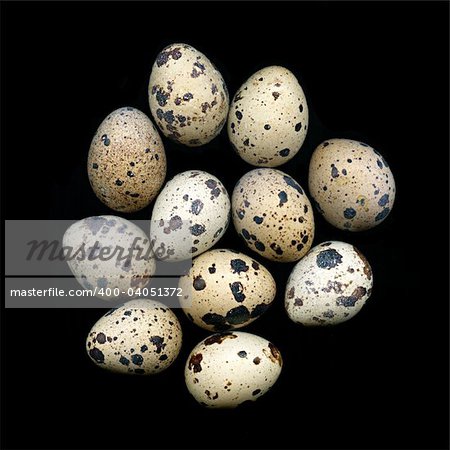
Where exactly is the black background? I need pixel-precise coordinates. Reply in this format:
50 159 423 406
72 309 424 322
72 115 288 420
1 2 449 449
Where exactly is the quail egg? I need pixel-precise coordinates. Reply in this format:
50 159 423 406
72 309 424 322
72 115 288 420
86 299 182 374
179 249 276 331
228 66 308 167
285 241 373 326
232 168 314 262
88 107 166 212
185 331 282 408
150 170 231 261
149 43 229 146
63 216 155 300
308 139 395 231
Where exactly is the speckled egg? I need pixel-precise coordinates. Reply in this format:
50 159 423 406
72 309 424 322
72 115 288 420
63 216 155 300
285 241 373 326
179 249 276 331
86 300 182 375
308 139 396 231
148 43 229 146
87 107 166 213
150 170 231 261
185 331 282 408
228 66 308 167
232 168 314 262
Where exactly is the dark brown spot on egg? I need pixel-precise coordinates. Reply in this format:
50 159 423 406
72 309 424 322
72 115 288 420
188 353 203 373
204 333 237 346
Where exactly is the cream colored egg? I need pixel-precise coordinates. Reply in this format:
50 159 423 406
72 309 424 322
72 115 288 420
185 331 282 408
86 300 182 374
149 43 229 146
228 66 308 167
88 107 166 213
232 168 314 262
179 249 276 331
150 170 231 261
63 216 155 300
308 138 396 231
285 241 373 326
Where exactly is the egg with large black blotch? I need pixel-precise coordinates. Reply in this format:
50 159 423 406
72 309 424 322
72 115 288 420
308 139 395 231
149 43 229 146
179 249 276 331
285 241 373 326
86 300 182 375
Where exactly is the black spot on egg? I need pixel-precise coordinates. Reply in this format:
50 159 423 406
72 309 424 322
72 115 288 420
149 336 165 354
251 303 269 318
230 259 249 274
119 356 130 366
344 208 356 219
278 191 288 206
316 249 343 269
131 354 144 366
255 241 265 252
190 199 204 215
378 194 389 207
190 224 206 236
201 313 229 331
331 165 339 178
270 243 283 255
96 333 106 344
336 287 367 307
241 229 250 240
101 134 110 146
89 348 105 364
283 175 303 194
226 305 250 325
193 275 206 290
229 281 245 302
375 208 390 221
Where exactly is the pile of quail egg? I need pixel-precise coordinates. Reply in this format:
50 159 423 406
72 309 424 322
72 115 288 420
76 43 395 409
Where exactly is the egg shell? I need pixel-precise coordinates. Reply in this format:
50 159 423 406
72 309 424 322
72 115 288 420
228 66 308 167
308 138 396 231
150 170 231 261
86 300 182 375
179 249 276 331
88 107 166 213
185 331 282 408
232 168 315 262
285 241 373 326
149 43 229 146
63 216 155 300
